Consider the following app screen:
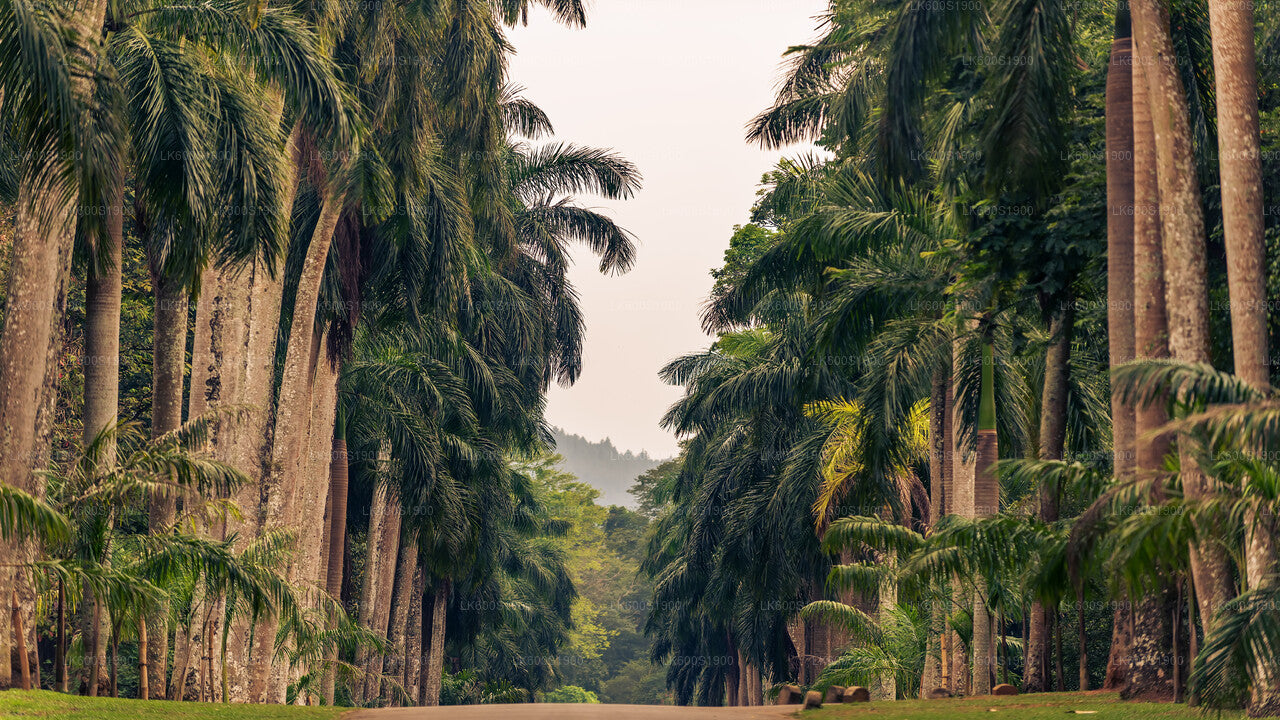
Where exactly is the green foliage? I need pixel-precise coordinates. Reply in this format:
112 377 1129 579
540 684 600 703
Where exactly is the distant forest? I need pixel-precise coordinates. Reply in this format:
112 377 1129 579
551 429 666 507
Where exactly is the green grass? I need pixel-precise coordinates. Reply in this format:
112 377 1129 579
0 690 349 720
797 691 1249 719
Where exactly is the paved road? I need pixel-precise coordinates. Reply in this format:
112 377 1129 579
349 704 797 719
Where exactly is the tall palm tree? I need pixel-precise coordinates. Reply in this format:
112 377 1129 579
1130 0 1235 638
0 0 114 685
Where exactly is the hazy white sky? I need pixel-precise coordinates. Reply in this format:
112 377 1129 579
508 0 829 458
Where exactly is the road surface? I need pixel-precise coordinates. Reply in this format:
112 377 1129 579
349 704 797 719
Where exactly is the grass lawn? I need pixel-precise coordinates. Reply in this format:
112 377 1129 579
0 690 349 720
797 691 1251 719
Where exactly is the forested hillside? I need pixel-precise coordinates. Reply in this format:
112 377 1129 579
550 429 665 508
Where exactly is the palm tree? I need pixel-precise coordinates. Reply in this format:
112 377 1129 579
0 0 115 685
1130 0 1233 635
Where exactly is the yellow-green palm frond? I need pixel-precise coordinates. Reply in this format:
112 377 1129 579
808 398 929 527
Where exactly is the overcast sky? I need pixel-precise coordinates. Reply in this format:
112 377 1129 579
507 0 829 458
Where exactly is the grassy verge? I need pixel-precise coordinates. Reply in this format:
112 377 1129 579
0 690 349 720
798 691 1249 719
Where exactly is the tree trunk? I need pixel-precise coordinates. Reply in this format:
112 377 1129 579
1076 589 1087 691
724 633 740 706
56 579 66 692
1203 1 1278 712
1104 602 1133 691
421 580 449 707
948 344 971 696
81 178 124 697
251 190 345 703
321 420 349 705
1131 0 1235 632
0 0 110 685
404 562 425 705
923 372 947 694
971 342 998 695
384 533 419 704
146 270 186 697
1028 306 1076 692
360 482 402 703
1121 27 1179 703
201 119 302 704
139 615 149 701
354 479 390 705
11 591 29 690
876 556 898 700
1101 13 1137 696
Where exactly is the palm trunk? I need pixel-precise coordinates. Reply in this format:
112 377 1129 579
1204 1 1277 712
208 120 304 704
384 532 419 704
139 615 149 701
1028 306 1075 693
971 342 998 695
876 554 898 700
354 480 390 705
11 591 30 690
0 0 110 686
724 633 739 706
359 482 402 704
146 270 186 697
251 190 345 703
1121 27 1178 703
948 345 971 696
1131 0 1235 631
81 178 124 697
321 416 349 705
1102 10 1137 695
56 579 67 692
1076 588 1087 691
404 562 425 705
421 579 449 707
923 372 947 694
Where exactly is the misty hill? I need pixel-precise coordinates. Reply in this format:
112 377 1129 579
550 428 664 507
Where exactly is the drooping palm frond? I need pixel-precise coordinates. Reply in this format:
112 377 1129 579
1193 581 1280 710
0 484 70 545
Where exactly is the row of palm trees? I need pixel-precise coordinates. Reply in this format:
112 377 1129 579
0 0 640 706
643 0 1280 713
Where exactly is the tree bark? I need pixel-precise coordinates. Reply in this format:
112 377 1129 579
359 480 402 703
1121 33 1177 703
971 343 998 695
1101 17 1137 696
1028 306 1076 692
384 532 418 703
404 562 425 705
724 633 740 706
421 580 449 706
948 345 971 696
1203 1 1277 712
0 0 109 686
1131 0 1235 632
81 177 124 697
321 422 349 705
139 615 149 701
250 189 345 703
922 372 947 694
146 270 186 697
